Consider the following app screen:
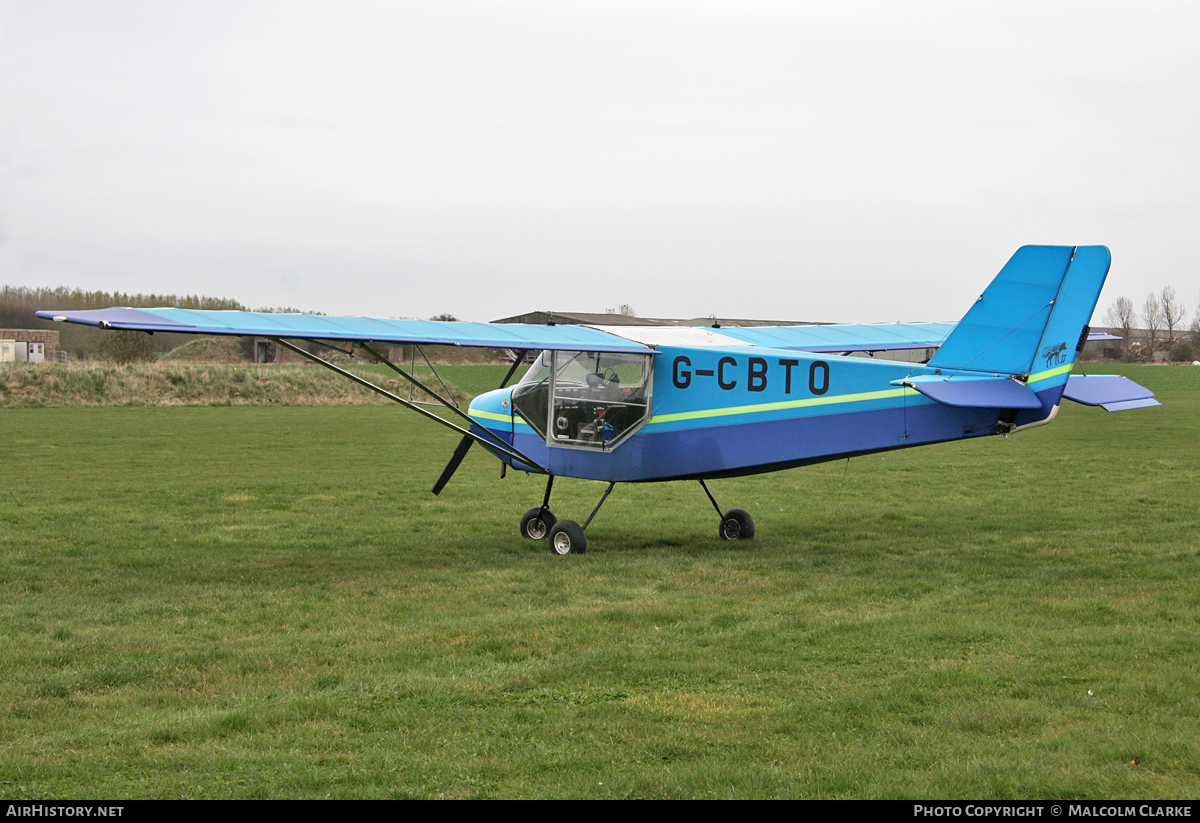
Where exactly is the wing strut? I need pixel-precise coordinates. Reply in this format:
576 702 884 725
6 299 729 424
404 343 461 408
271 338 548 475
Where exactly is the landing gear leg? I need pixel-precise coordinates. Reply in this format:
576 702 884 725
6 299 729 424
698 479 755 541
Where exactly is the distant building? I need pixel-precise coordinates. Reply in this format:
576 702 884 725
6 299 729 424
1089 326 1191 360
0 329 60 363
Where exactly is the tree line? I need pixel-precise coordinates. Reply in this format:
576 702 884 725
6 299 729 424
0 285 307 359
1103 287 1200 362
1 284 462 362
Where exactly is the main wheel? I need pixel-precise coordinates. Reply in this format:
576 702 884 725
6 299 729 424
548 520 587 555
719 508 755 541
520 508 557 540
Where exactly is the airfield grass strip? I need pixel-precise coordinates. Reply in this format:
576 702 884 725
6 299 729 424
0 365 1197 798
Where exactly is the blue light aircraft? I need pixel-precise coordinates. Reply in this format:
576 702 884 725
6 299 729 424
39 245 1158 555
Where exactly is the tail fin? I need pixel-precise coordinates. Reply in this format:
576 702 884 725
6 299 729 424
928 245 1110 378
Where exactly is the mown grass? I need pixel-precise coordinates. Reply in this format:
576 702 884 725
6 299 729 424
1 366 1197 798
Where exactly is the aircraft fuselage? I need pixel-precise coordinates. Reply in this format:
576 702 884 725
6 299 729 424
468 344 1067 483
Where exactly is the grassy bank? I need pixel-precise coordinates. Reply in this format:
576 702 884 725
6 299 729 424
5 359 1190 410
0 362 519 408
1 366 1197 798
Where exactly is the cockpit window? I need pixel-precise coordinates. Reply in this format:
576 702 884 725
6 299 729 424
517 351 553 386
511 350 653 450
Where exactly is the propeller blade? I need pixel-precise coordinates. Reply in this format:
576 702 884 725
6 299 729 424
432 350 526 495
431 434 474 495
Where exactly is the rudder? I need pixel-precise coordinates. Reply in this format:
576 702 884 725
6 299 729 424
928 245 1110 378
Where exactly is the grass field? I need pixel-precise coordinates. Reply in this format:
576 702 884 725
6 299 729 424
2 365 1198 798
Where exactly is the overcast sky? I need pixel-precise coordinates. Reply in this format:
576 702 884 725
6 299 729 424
3 1 1198 324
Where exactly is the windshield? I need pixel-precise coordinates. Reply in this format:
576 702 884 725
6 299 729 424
511 350 653 449
518 350 647 387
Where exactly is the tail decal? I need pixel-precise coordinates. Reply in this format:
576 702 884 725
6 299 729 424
1027 245 1110 380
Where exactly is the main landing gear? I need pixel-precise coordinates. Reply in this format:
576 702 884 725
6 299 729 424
519 507 556 540
518 476 755 555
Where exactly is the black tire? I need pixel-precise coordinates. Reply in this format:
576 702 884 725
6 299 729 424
520 508 557 540
548 520 587 555
719 508 755 541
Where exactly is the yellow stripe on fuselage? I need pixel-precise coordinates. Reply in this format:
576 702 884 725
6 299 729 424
471 367 1070 431
647 387 920 426
468 409 512 423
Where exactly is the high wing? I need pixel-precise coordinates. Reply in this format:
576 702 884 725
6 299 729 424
610 322 1116 355
33 307 655 355
36 307 1118 358
37 306 961 355
686 321 956 353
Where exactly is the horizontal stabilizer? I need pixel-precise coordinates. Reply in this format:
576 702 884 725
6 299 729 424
1100 398 1162 412
1062 375 1160 411
892 374 1042 409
